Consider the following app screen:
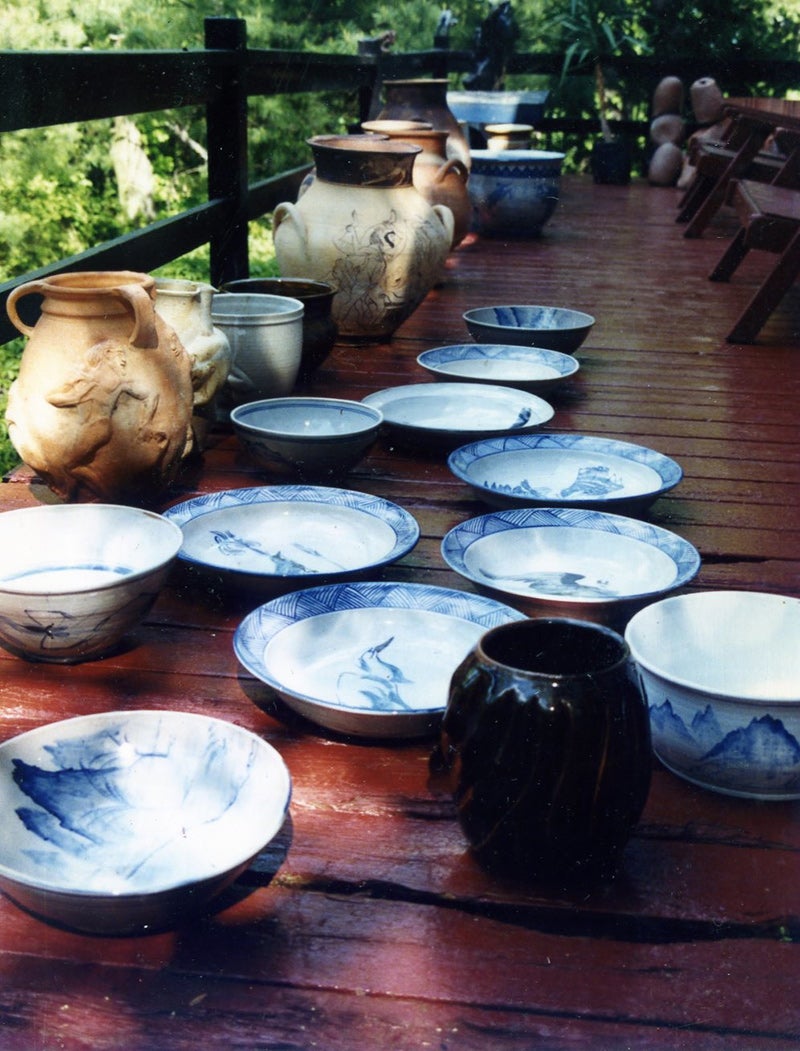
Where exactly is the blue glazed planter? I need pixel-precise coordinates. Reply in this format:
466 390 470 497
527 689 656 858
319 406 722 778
468 149 565 237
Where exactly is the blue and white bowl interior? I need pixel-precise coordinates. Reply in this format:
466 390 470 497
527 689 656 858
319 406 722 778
231 397 382 440
163 485 419 578
468 149 565 234
441 507 700 605
234 581 525 735
465 304 595 340
362 382 553 436
0 710 291 903
626 591 800 799
448 434 683 509
417 344 579 390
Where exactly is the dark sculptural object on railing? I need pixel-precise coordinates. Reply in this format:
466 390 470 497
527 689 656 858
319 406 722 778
464 1 519 91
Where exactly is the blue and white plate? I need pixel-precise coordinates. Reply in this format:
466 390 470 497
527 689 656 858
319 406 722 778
163 486 419 589
234 581 525 738
441 507 700 624
448 434 683 514
363 382 554 451
417 344 579 393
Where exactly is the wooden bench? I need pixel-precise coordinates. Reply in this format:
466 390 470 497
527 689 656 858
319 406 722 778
676 139 789 224
709 178 800 342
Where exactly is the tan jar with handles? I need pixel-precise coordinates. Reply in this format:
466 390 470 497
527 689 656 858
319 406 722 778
5 270 194 504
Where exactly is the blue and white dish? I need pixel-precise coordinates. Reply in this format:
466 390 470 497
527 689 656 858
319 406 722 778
417 344 579 393
234 581 525 738
464 305 595 353
163 485 419 590
441 507 700 625
362 382 554 451
448 434 683 514
626 591 800 800
0 710 291 933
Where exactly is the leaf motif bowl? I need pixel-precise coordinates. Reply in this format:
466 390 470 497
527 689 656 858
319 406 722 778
625 591 800 800
0 710 291 933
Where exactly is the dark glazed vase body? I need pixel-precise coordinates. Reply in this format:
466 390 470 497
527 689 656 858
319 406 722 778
438 618 652 883
377 79 471 171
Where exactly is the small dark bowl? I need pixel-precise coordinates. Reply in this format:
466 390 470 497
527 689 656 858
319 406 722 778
221 278 337 381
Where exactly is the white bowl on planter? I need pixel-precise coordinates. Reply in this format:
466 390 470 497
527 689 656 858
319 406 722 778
211 293 304 408
230 397 382 480
0 710 291 933
625 590 800 800
468 149 565 237
0 504 182 663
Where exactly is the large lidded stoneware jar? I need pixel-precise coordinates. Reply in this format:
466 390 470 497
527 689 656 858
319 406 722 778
362 120 471 247
273 135 454 341
5 271 194 504
376 79 471 171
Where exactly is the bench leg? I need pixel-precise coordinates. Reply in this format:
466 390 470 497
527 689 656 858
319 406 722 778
710 228 750 282
727 227 800 343
676 173 715 223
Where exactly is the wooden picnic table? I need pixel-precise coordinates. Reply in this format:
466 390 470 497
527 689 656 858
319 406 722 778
0 175 799 1050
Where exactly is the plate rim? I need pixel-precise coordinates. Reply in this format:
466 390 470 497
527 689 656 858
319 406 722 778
416 343 580 382
362 382 554 434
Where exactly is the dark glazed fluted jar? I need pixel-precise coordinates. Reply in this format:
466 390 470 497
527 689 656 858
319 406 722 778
436 618 652 884
377 79 471 171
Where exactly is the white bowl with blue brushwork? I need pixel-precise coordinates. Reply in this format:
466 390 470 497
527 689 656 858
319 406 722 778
468 149 565 237
234 581 525 738
417 344 579 394
0 710 291 933
0 504 182 663
626 591 800 800
442 507 700 627
464 304 595 352
448 434 683 514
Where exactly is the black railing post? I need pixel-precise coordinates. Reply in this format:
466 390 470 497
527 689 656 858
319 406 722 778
205 17 249 287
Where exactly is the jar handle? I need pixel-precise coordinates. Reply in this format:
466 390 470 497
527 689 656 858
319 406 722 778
273 202 309 267
112 283 159 348
434 158 469 186
432 203 455 247
6 280 48 337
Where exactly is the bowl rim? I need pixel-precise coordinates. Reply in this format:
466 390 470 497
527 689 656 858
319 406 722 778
463 305 596 331
625 590 800 704
0 504 183 596
231 397 383 440
211 293 304 322
416 343 580 381
0 709 292 899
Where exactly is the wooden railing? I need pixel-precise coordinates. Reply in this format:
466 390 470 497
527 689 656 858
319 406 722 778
1 15 799 345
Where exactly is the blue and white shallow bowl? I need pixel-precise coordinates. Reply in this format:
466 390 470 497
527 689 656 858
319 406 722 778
234 581 525 738
464 305 595 353
441 507 700 625
0 504 182 663
626 591 800 800
417 344 579 394
163 485 419 591
0 710 291 933
468 149 565 237
448 434 683 514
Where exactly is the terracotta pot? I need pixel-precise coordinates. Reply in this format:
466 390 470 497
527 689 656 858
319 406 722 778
436 618 652 883
652 76 684 117
5 271 194 504
273 135 454 342
362 120 471 247
649 142 684 186
154 278 231 447
376 79 471 170
691 78 724 125
484 123 533 151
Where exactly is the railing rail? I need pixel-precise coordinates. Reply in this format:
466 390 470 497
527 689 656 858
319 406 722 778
1 15 799 345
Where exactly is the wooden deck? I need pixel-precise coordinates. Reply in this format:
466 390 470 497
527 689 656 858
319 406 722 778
1 175 799 1050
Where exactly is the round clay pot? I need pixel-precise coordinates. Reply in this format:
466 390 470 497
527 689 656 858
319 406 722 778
650 113 685 147
691 78 724 125
376 79 471 170
652 76 684 117
649 142 684 186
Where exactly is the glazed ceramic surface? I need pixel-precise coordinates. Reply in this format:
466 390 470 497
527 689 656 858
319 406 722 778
484 123 534 150
230 397 382 479
378 80 471 169
273 136 454 341
220 278 337 381
234 581 525 739
417 344 579 393
163 485 419 591
447 434 683 513
438 618 651 881
447 89 549 127
625 591 800 800
0 504 182 663
441 507 700 624
362 382 554 451
468 149 565 237
210 293 303 407
464 305 595 353
0 710 291 933
5 271 194 503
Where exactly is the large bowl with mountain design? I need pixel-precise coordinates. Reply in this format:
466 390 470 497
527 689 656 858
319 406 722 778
625 591 800 800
